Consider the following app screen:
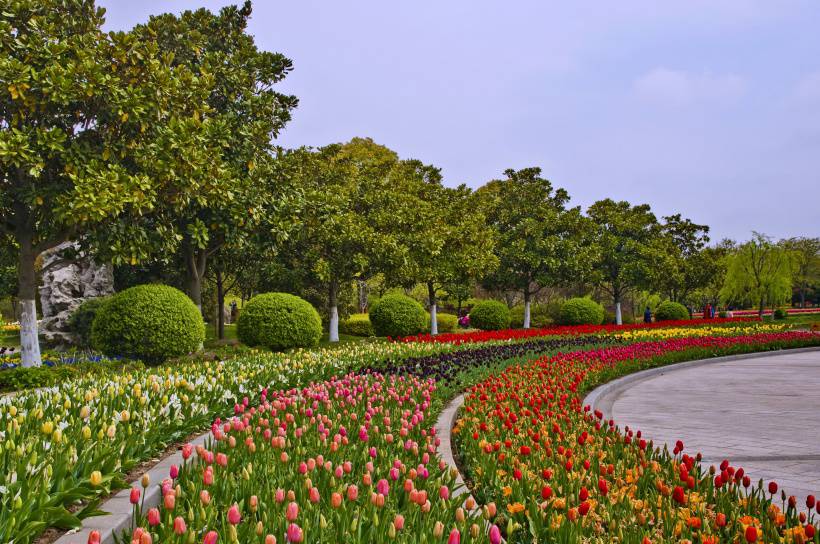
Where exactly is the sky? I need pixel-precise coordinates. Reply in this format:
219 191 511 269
99 0 820 242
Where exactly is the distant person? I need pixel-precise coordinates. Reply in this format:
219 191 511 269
703 304 711 319
710 305 716 318
643 306 652 323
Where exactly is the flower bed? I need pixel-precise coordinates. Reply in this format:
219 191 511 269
397 318 760 345
454 331 820 543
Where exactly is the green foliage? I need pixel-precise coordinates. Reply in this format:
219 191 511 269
237 293 322 351
654 301 690 321
339 313 374 337
91 285 205 363
773 308 788 320
469 300 511 331
369 294 426 338
68 297 110 348
510 303 554 328
0 358 144 393
559 297 604 325
721 233 794 313
432 312 458 333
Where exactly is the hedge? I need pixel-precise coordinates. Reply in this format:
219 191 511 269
237 293 322 351
339 313 375 337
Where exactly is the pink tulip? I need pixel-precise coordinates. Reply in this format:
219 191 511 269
376 479 390 496
275 489 285 503
203 531 218 544
286 501 299 521
227 503 241 525
309 487 320 503
286 523 303 543
163 492 175 510
394 514 405 531
182 444 193 460
169 465 179 479
200 489 211 505
489 525 502 544
447 529 460 544
129 487 140 504
331 492 342 508
347 485 359 501
146 508 160 526
173 516 186 535
439 486 450 500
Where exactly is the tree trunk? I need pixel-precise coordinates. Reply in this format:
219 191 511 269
523 288 531 329
357 280 368 313
800 285 806 309
428 282 438 335
328 279 339 343
216 269 225 340
184 242 207 313
614 291 623 326
758 295 765 319
17 235 41 367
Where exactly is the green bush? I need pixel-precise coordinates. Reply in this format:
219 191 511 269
369 294 426 337
604 311 635 325
68 297 110 348
654 301 690 321
429 312 458 333
559 298 604 326
773 308 788 320
237 293 322 351
339 313 374 337
469 300 511 331
718 311 728 318
510 303 553 328
91 285 205 363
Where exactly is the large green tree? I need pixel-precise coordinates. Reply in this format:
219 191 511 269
651 214 711 302
0 1 219 366
479 168 588 328
586 199 662 325
126 2 297 310
392 166 497 334
721 233 794 317
780 237 820 308
278 138 409 342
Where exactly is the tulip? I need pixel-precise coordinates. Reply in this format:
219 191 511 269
173 516 186 535
87 530 101 544
745 526 757 542
169 465 179 479
265 536 276 544
768 481 778 494
286 501 299 521
489 525 502 544
447 528 460 544
347 485 358 501
130 487 140 504
203 531 218 544
163 492 175 510
439 486 450 500
331 492 342 508
228 503 241 525
286 523 303 543
200 489 211 505
394 514 405 531
90 471 102 486
146 507 160 526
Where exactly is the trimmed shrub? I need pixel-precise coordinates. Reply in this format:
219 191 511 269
773 308 788 320
91 285 205 362
339 313 374 337
559 298 604 326
654 301 690 322
604 311 635 325
428 312 458 333
237 293 322 351
470 300 511 331
510 303 553 329
370 294 426 338
68 296 110 348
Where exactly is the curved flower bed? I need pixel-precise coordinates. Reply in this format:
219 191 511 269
454 331 820 543
398 318 760 345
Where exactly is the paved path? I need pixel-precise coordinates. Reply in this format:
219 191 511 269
591 350 820 509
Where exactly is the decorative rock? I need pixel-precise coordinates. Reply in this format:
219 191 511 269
38 241 114 346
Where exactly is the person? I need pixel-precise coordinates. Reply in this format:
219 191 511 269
643 306 652 323
703 303 711 320
710 305 715 318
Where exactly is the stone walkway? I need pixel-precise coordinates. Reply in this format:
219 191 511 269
591 350 820 509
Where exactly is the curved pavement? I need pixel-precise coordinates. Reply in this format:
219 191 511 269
590 349 820 508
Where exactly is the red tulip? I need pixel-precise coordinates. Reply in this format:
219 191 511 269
807 495 816 509
129 487 140 504
672 486 686 505
447 529 460 544
768 482 778 495
87 531 101 544
745 526 757 542
227 503 241 525
146 507 160 526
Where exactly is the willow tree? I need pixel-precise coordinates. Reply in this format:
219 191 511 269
0 1 218 366
721 233 795 317
478 168 587 328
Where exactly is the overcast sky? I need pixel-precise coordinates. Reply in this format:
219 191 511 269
100 0 820 241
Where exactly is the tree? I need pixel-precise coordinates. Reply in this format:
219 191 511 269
479 168 588 328
278 138 408 342
687 239 735 311
780 237 820 308
0 1 219 366
721 233 794 317
586 199 662 325
128 2 297 311
651 214 711 302
392 166 497 334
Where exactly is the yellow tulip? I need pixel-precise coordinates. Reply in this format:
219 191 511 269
90 470 102 486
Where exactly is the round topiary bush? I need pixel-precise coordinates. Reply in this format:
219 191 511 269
469 300 511 331
559 298 604 326
773 308 788 320
237 293 322 351
69 296 110 348
339 313 374 337
369 294 426 338
91 285 205 362
654 301 690 321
